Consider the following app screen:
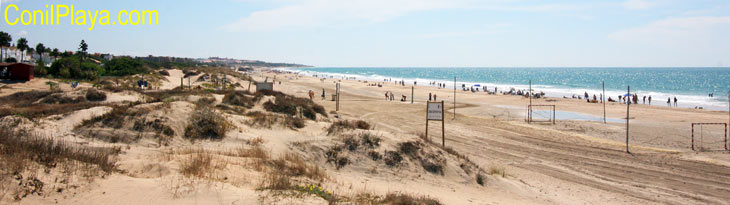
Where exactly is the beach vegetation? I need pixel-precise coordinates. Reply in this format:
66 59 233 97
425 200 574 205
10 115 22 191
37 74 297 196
326 120 371 135
184 106 231 141
380 192 443 205
85 89 107 101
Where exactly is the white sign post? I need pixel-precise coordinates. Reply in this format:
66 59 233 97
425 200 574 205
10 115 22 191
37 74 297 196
426 101 445 147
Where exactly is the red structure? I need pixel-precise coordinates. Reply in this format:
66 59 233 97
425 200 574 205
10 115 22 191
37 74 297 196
0 63 35 81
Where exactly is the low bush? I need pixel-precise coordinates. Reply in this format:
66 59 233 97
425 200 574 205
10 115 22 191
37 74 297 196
257 90 327 120
184 106 231 141
326 120 371 135
158 70 170 76
85 89 107 101
39 93 86 104
384 151 403 167
222 91 255 108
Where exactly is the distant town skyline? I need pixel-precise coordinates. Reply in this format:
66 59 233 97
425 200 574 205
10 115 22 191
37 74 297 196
1 0 729 67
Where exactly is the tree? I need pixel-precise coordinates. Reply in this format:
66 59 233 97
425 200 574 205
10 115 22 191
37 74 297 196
16 38 28 62
51 48 60 61
35 43 47 56
0 32 11 61
35 58 47 76
78 40 88 59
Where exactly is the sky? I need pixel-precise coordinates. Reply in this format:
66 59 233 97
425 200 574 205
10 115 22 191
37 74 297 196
0 0 729 67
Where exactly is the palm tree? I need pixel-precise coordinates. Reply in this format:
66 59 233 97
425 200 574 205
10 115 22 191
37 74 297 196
35 43 47 56
16 38 28 62
0 32 11 61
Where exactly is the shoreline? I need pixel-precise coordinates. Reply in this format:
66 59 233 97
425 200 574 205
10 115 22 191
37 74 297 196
277 67 730 111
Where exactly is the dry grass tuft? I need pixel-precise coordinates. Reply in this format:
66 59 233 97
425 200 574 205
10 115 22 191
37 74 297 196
326 120 371 135
488 166 507 178
271 152 326 181
245 111 305 129
179 151 213 178
0 130 119 173
380 192 443 205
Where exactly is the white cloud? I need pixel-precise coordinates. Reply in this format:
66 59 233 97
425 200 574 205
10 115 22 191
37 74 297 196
223 0 466 31
16 30 28 37
222 0 598 31
622 0 654 10
609 16 730 45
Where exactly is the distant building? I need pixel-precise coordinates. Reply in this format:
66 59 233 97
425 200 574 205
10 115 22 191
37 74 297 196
0 63 35 81
2 47 31 63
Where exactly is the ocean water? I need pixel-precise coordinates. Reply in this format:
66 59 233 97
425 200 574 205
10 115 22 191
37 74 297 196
281 67 730 110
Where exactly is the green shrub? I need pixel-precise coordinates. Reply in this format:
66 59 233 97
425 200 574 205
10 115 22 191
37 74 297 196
222 91 255 108
184 107 230 141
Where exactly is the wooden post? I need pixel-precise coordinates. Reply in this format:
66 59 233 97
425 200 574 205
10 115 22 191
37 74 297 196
426 107 429 142
336 83 340 111
603 81 606 124
248 81 252 92
442 101 445 147
181 77 183 89
626 86 630 153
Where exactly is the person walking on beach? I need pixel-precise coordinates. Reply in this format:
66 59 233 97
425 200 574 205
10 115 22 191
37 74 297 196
648 96 652 105
433 94 437 101
322 89 326 100
390 92 395 101
667 97 671 107
308 90 314 101
643 96 646 104
429 93 432 101
385 92 389 100
673 97 677 107
584 92 589 100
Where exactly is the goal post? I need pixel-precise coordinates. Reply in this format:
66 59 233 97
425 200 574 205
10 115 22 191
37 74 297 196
691 123 728 151
527 105 556 124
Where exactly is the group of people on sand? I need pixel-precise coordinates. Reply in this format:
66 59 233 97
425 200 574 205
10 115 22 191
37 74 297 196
581 91 681 108
428 93 438 101
308 89 327 101
383 91 407 102
429 82 447 89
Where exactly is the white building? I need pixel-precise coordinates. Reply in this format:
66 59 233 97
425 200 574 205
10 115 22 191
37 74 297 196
1 47 32 63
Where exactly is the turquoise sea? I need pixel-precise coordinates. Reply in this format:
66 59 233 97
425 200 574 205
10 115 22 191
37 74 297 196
282 67 730 110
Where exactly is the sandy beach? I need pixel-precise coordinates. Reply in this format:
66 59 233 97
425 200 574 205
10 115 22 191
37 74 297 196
259 69 730 204
1 67 729 204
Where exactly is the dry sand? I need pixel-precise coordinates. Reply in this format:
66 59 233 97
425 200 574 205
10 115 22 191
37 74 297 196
2 68 729 204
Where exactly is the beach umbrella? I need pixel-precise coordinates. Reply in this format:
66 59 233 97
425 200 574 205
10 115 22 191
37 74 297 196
474 84 481 87
623 93 632 97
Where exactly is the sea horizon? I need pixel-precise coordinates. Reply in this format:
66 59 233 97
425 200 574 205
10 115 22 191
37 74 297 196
281 67 730 111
